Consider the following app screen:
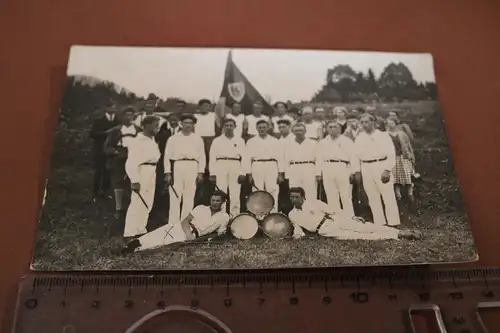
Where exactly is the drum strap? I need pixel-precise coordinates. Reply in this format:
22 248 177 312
139 162 157 166
316 215 331 233
189 223 200 238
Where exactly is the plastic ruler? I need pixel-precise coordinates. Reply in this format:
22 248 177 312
10 267 500 333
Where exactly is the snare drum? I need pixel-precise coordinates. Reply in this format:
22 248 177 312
261 213 293 238
230 213 259 240
246 191 274 216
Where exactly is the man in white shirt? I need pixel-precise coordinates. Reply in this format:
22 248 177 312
288 187 420 241
134 101 166 129
121 191 230 254
194 99 216 169
245 100 270 138
224 102 247 138
242 120 285 212
195 98 227 205
283 122 318 202
316 121 356 217
209 118 246 217
271 101 294 136
301 106 323 141
353 114 400 226
124 116 161 237
164 114 206 225
194 99 216 138
277 119 293 141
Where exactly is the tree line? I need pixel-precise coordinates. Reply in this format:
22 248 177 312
312 62 437 103
61 61 437 120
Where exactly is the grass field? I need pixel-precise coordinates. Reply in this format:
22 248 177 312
31 101 477 271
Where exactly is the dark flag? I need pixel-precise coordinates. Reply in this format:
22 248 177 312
220 50 274 116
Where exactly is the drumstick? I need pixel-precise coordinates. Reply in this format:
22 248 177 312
169 184 179 199
135 191 149 209
252 183 260 191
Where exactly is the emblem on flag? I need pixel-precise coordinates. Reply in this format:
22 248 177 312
228 82 245 102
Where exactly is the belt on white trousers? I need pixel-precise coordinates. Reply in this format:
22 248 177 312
139 162 157 166
253 159 276 163
361 157 387 163
290 161 314 165
325 159 349 164
216 157 241 161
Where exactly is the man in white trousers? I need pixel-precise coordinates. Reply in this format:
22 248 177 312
271 101 294 136
283 122 318 201
134 100 166 129
242 120 284 212
353 114 400 226
209 118 246 217
301 106 323 141
121 190 230 254
288 187 419 240
277 119 294 142
316 121 356 217
224 102 247 138
245 101 270 138
164 114 205 225
123 116 161 238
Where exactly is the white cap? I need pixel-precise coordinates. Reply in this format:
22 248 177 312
315 107 325 112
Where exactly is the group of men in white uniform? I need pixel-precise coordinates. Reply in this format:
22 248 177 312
117 99 418 254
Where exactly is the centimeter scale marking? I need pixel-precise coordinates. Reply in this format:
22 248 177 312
12 268 500 333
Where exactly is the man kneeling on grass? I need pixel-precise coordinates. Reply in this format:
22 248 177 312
122 190 230 254
288 187 421 241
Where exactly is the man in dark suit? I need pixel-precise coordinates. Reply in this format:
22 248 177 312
90 102 119 201
156 112 181 155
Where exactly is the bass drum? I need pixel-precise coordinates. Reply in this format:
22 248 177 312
246 191 274 216
261 213 293 238
230 214 259 240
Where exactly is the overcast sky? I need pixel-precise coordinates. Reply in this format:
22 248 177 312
67 46 436 103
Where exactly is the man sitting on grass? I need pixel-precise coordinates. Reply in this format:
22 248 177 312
288 187 421 241
121 190 230 254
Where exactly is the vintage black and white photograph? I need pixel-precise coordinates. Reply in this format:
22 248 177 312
32 46 477 270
